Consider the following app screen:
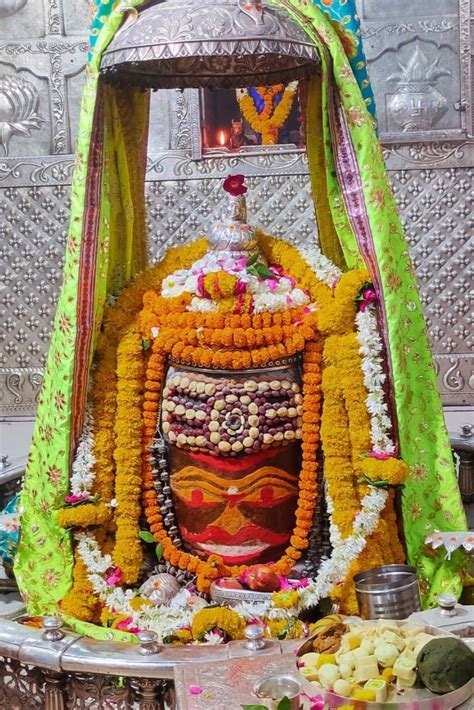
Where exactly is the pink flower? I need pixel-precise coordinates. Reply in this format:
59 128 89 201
115 617 140 633
189 685 203 696
301 692 326 710
64 493 91 505
310 699 326 710
276 575 310 591
234 279 247 296
105 567 122 586
367 451 394 460
239 569 251 585
358 287 377 312
268 278 279 293
197 274 210 298
235 291 247 314
223 175 247 197
278 575 291 590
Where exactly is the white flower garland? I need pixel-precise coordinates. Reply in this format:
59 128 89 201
162 254 311 315
300 487 388 610
70 403 96 495
297 243 342 288
76 489 388 636
355 308 395 455
76 533 195 641
292 247 389 609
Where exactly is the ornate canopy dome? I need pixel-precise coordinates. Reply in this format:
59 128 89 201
100 0 320 89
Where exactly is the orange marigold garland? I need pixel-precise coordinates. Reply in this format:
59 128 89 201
59 240 208 618
62 234 408 626
319 272 406 614
112 325 145 584
140 310 322 591
238 84 297 145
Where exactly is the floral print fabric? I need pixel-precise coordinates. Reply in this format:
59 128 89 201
283 0 467 604
312 0 377 116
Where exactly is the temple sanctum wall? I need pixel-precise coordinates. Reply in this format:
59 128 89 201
1 0 473 454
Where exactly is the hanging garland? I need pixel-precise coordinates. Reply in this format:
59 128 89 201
112 324 145 584
61 235 409 631
140 314 323 593
238 82 297 144
250 85 285 118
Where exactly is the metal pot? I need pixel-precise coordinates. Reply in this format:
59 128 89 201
354 564 421 620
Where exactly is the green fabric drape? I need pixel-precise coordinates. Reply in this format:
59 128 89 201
14 1 149 614
275 0 467 604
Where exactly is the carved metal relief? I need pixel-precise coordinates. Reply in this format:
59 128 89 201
358 0 463 141
0 0 28 19
1 182 68 414
0 40 87 156
0 658 44 708
1 164 471 415
145 173 316 261
386 45 451 133
390 166 473 405
100 0 320 90
0 65 50 156
66 673 132 709
0 74 45 156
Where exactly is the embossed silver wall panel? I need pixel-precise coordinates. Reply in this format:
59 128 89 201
0 0 473 416
358 0 464 141
0 0 46 40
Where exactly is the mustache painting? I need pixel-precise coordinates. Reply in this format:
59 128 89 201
170 454 300 565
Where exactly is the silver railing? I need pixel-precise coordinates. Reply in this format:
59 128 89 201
0 617 292 709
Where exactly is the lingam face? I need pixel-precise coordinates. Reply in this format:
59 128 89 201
160 367 303 565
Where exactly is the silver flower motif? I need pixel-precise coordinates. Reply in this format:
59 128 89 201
0 75 45 156
0 0 28 19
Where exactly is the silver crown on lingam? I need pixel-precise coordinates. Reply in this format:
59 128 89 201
207 175 259 259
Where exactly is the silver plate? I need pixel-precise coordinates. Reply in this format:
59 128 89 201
210 581 273 606
296 620 474 709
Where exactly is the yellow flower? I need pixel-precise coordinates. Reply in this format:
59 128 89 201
112 325 145 584
164 628 193 645
238 85 296 145
361 457 409 487
191 607 246 642
266 618 305 640
129 595 152 611
271 590 299 609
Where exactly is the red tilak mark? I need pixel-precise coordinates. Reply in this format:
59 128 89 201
188 447 277 472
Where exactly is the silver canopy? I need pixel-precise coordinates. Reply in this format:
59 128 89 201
100 0 320 89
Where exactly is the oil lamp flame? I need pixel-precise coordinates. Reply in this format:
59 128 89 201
217 129 227 147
